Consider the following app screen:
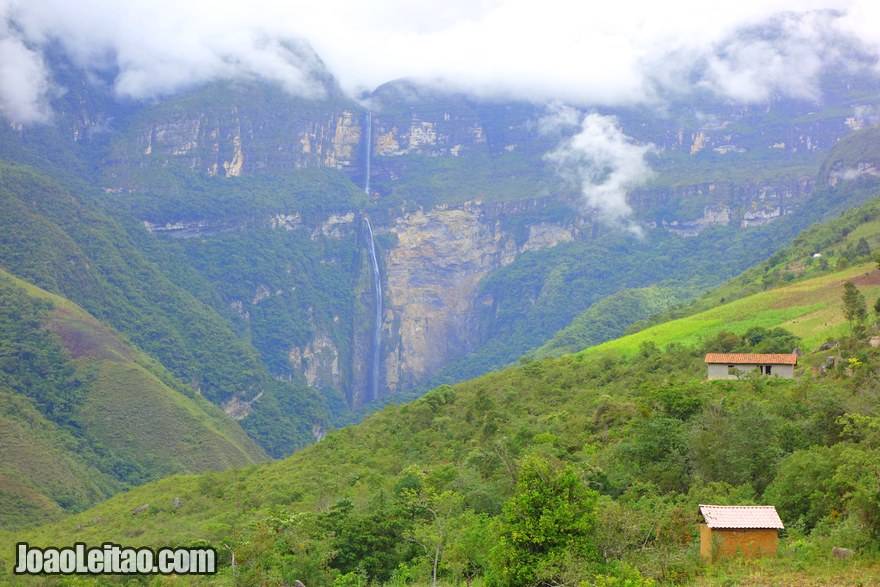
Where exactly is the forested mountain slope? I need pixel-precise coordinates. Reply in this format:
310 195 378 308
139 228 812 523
6 250 880 585
3 62 880 426
532 131 880 363
0 269 266 531
0 161 332 457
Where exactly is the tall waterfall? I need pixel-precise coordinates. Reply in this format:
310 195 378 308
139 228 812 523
364 217 382 402
364 111 372 195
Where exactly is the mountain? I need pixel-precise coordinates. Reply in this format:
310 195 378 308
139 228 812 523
2 57 880 460
4 17 880 586
522 124 880 362
0 161 332 457
6 195 880 582
0 268 266 530
86 71 880 407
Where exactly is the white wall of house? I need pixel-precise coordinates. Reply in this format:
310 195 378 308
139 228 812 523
707 363 795 380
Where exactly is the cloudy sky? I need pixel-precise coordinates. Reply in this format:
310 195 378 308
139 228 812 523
1 0 879 124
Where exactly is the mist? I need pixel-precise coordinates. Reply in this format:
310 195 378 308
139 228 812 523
542 106 655 234
1 1 880 124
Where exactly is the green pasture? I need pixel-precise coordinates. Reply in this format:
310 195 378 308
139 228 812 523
582 263 880 357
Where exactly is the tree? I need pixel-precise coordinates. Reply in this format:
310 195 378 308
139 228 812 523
704 330 740 353
322 496 414 583
399 481 463 587
856 237 871 259
742 326 800 353
445 511 494 587
843 281 867 338
489 455 599 586
843 280 867 322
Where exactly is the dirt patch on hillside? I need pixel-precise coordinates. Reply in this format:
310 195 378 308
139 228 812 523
46 307 133 362
850 270 880 286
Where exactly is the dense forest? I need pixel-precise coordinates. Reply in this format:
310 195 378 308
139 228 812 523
8 310 880 585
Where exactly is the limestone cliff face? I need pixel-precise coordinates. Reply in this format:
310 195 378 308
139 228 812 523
134 108 362 176
632 178 815 237
372 113 488 158
117 87 501 186
827 161 880 187
288 334 342 391
380 200 576 393
111 82 365 182
111 93 513 190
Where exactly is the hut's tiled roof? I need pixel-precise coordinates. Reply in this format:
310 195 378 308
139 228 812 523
699 505 784 529
704 353 798 365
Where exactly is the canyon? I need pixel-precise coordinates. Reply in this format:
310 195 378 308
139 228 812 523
6 68 880 444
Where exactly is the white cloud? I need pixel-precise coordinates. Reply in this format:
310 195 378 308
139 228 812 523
696 10 861 103
542 105 655 234
0 17 51 123
1 0 879 123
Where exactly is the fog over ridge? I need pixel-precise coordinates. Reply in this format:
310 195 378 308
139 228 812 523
1 1 879 124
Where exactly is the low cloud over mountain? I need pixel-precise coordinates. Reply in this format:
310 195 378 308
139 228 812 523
2 1 880 124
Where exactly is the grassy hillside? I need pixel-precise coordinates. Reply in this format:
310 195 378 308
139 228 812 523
631 191 880 340
0 270 266 530
585 263 880 358
5 259 880 585
0 161 331 456
529 286 686 359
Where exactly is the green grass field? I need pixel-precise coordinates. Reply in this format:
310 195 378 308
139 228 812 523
582 263 880 358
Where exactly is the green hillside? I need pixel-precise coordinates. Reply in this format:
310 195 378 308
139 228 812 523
0 269 266 530
530 286 686 359
0 161 332 456
5 255 880 585
4 70 880 585
586 263 880 358
629 190 880 341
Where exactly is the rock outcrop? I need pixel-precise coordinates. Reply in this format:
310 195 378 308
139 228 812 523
289 334 342 391
380 200 577 394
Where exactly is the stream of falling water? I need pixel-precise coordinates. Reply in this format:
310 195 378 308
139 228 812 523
364 111 372 195
364 217 382 402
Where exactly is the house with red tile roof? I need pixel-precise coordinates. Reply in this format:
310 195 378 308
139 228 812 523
704 353 797 380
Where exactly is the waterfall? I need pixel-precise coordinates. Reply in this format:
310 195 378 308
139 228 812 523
363 217 382 401
364 111 372 195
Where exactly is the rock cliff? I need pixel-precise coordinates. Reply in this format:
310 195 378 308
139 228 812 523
130 103 364 177
85 76 880 412
379 199 578 395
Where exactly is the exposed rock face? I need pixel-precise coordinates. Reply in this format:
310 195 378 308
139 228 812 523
271 213 302 230
288 334 342 390
142 219 238 238
222 390 264 420
828 161 880 187
659 207 731 237
741 206 784 228
381 200 576 393
633 178 814 236
373 113 487 158
116 90 500 187
521 222 576 252
120 94 365 180
315 212 356 239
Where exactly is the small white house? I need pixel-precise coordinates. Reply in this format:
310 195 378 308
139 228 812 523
705 353 797 380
